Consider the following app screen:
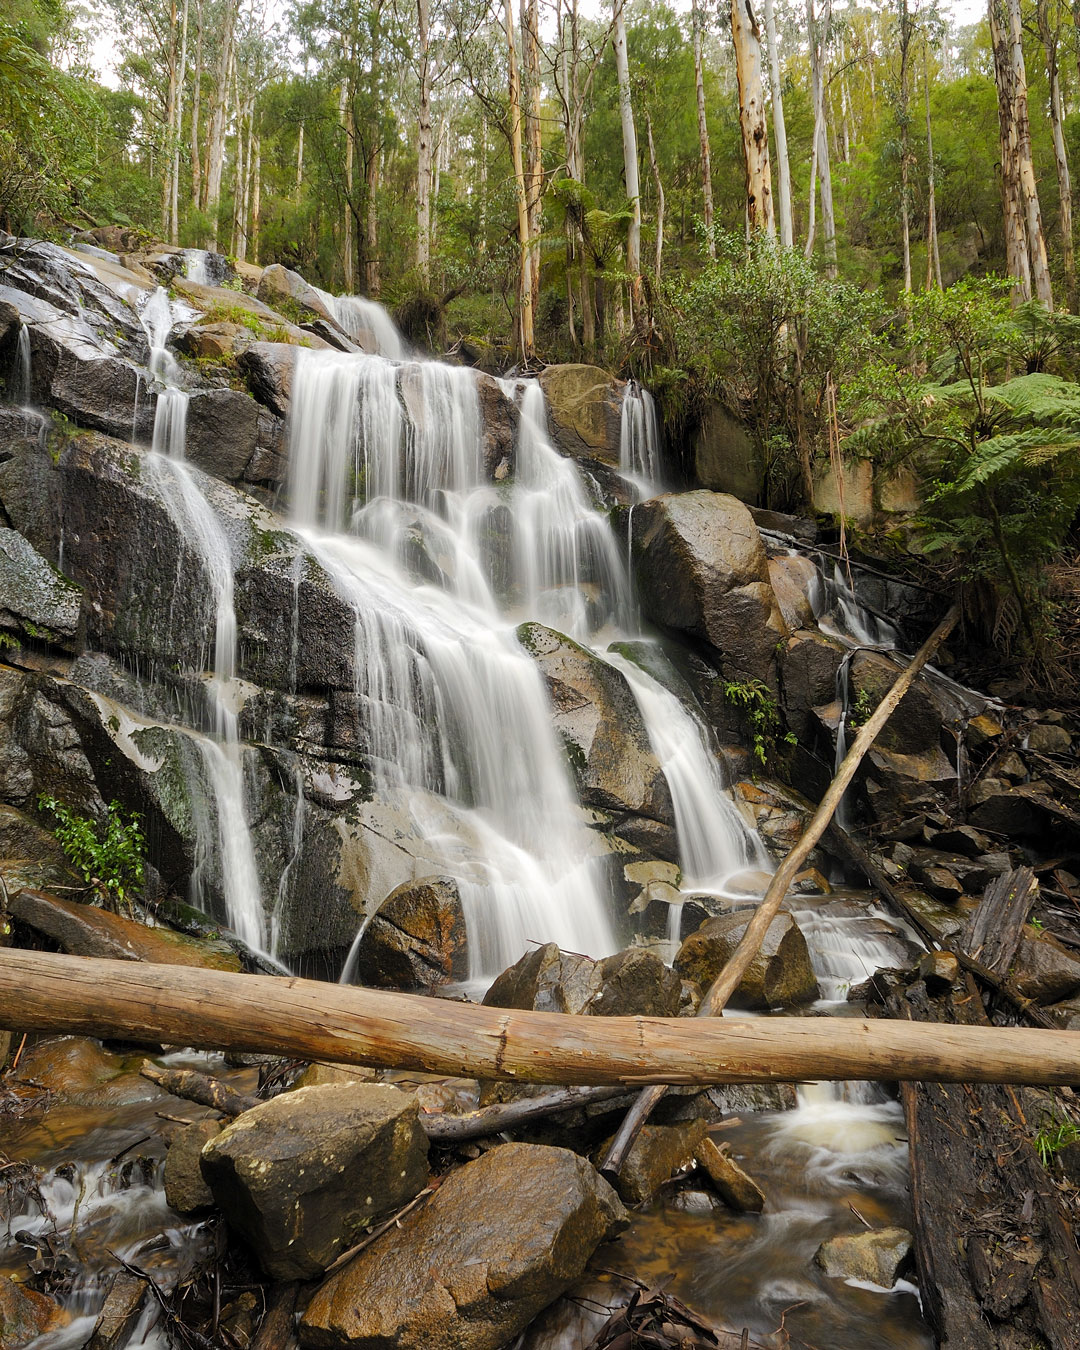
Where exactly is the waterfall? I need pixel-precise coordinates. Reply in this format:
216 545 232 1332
619 379 664 497
12 324 31 404
139 288 266 952
311 289 405 359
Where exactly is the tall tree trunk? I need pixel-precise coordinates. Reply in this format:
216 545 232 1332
296 121 304 200
169 0 189 246
416 0 433 284
365 0 382 295
1006 0 1053 305
522 0 543 310
989 0 1031 299
251 132 261 262
646 110 664 278
613 0 642 313
205 0 237 248
1038 0 1074 308
236 100 252 261
898 0 914 294
691 0 716 256
763 0 793 248
504 0 534 357
838 40 852 161
805 0 834 270
162 0 178 237
339 80 355 291
731 0 775 236
924 42 941 288
190 0 203 211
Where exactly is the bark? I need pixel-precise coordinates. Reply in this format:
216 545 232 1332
140 1060 260 1116
162 0 178 238
504 0 534 356
1008 0 1053 306
731 0 775 237
522 0 543 309
3 948 1080 1088
805 0 835 271
339 80 355 291
205 0 237 248
295 121 304 201
190 0 203 211
416 0 433 284
169 0 189 247
762 0 793 248
613 0 642 312
1038 0 1075 308
691 0 716 255
364 0 382 295
923 42 942 288
251 132 261 262
989 0 1032 298
646 110 664 279
600 605 961 1175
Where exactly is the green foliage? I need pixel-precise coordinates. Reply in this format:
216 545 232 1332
1034 1114 1080 1168
721 678 796 767
37 794 146 908
849 685 876 729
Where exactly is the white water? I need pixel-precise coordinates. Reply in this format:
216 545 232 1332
13 323 31 403
312 288 405 359
619 378 664 497
139 288 265 952
183 249 212 285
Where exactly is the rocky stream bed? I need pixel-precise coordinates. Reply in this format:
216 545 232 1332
0 231 1079 1349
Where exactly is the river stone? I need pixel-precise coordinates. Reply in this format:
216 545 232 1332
9 889 242 969
674 910 818 1010
537 364 623 463
483 942 682 1018
1027 722 1072 754
693 1136 766 1212
1011 930 1080 1004
596 1118 707 1206
0 1274 67 1348
349 876 468 990
184 388 260 482
476 372 517 480
518 622 672 821
781 629 846 741
587 947 683 1017
630 491 788 690
0 528 81 645
814 1227 913 1286
164 1119 222 1214
299 1142 627 1350
88 1272 149 1350
257 263 337 325
768 554 817 630
200 1083 430 1280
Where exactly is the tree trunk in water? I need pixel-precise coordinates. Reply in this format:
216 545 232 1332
1006 0 1053 305
205 0 237 248
691 0 716 256
924 42 941 288
613 0 642 313
522 0 543 311
5 944 1080 1089
190 0 202 212
504 0 534 357
646 110 664 279
763 0 793 248
989 0 1031 299
416 0 433 285
731 0 775 237
1039 0 1074 308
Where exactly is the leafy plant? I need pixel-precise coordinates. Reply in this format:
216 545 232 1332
849 685 876 730
721 678 796 767
1034 1115 1080 1168
37 794 146 910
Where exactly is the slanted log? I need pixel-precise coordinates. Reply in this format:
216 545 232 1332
3 950 1080 1087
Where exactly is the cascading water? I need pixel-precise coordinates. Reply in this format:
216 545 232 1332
619 379 664 497
138 288 265 952
312 288 405 359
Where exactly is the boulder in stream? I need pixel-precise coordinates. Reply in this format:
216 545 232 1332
814 1227 913 1287
595 1118 707 1206
163 1119 222 1214
0 1274 68 1348
674 910 818 1010
349 876 468 990
200 1083 430 1280
483 941 682 1018
300 1142 627 1350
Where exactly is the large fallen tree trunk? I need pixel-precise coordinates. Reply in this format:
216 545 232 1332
3 950 1080 1086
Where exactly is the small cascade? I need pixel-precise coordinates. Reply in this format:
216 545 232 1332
12 322 31 403
619 378 664 498
183 249 212 285
313 289 405 359
138 288 265 952
813 560 899 647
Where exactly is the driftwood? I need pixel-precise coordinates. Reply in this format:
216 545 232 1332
961 866 1038 975
889 967 1080 1348
140 1062 261 1117
4 949 1080 1086
600 605 961 1174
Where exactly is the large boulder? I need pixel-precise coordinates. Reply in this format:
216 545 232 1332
299 1143 627 1350
693 403 762 503
1011 930 1080 1004
257 263 338 325
184 388 260 482
518 623 672 821
674 910 818 1009
163 1119 222 1214
0 527 81 646
201 1083 430 1280
483 941 683 1018
349 876 468 990
476 372 517 480
814 1228 913 1286
538 364 624 464
238 341 297 418
0 1274 67 1348
596 1118 707 1206
630 492 788 690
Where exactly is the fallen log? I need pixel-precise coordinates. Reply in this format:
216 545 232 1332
139 1061 261 1116
3 949 1080 1086
600 604 961 1173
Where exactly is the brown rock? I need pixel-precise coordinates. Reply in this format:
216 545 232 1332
596 1118 707 1206
1011 930 1080 1004
0 1275 67 1348
694 1136 766 1212
674 910 818 1010
350 877 468 991
88 1272 148 1350
814 1228 912 1286
164 1119 221 1214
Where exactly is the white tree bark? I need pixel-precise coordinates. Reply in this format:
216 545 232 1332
805 0 834 272
731 0 775 236
613 0 642 310
763 0 793 248
1006 0 1053 305
1038 0 1073 306
169 0 190 246
646 109 664 277
691 0 716 255
205 0 237 248
504 0 534 355
416 0 433 283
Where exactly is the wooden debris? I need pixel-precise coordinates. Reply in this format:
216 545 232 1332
693 1137 766 1213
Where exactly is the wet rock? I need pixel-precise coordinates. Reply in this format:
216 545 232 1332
694 403 762 502
926 824 992 857
996 750 1028 781
201 1083 430 1280
476 371 517 480
734 779 813 861
350 877 468 991
1011 930 1080 1004
966 713 1004 747
257 263 337 325
88 1273 149 1350
781 630 846 741
300 1142 627 1350
1028 722 1072 754
971 783 1080 848
175 320 251 361
0 1274 67 1347
917 949 960 993
596 1118 707 1206
163 1119 222 1214
693 1136 766 1212
768 554 818 630
0 528 81 646
483 942 682 1018
538 364 623 463
184 388 260 482
674 910 818 1010
611 814 679 863
291 1063 380 1090
814 1227 913 1286
631 492 788 690
518 623 672 821
237 341 297 417
9 889 242 969
892 844 998 898
587 947 683 1017
9 1036 153 1106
